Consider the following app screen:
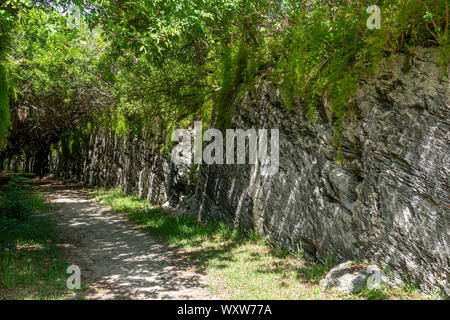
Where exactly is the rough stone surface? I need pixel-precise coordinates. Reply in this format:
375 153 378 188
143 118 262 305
193 47 449 295
321 261 389 294
49 128 192 207
46 47 449 295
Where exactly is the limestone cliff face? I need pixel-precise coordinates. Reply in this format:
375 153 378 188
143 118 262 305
193 47 449 294
49 47 449 294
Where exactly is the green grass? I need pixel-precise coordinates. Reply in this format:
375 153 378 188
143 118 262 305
93 187 245 248
0 181 51 220
0 182 76 300
93 187 149 213
92 187 436 300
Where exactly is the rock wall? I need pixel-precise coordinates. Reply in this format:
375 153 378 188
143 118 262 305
50 128 192 206
49 47 449 295
1 156 34 173
194 47 449 294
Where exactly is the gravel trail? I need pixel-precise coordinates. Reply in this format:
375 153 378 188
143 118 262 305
37 179 210 300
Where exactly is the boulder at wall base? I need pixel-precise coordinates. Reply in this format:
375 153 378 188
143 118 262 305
321 261 389 294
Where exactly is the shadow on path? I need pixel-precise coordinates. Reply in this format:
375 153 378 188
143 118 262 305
35 178 211 300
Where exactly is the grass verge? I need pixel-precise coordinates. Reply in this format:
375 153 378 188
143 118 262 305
92 187 434 300
0 180 76 300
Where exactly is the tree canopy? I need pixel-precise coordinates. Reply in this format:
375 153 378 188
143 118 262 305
0 0 448 172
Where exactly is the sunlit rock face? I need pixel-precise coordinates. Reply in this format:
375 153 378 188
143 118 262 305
194 47 449 295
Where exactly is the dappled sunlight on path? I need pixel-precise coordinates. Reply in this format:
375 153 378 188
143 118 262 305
36 179 211 300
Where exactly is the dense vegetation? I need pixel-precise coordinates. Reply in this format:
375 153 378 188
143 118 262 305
0 0 448 171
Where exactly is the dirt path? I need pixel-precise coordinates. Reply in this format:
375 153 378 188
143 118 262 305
36 178 211 300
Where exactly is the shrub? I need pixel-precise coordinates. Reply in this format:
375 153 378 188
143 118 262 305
276 0 449 150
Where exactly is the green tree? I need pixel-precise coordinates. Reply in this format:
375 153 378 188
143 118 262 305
3 3 111 174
